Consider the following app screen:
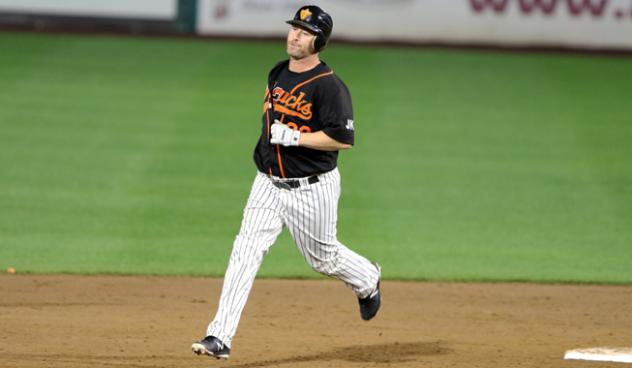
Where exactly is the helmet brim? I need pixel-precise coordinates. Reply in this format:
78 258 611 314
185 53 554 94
286 20 321 36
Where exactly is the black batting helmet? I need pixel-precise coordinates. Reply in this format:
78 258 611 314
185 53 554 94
286 5 333 52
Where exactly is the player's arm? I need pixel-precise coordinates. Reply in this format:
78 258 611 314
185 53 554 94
270 121 351 151
270 79 355 151
298 130 352 151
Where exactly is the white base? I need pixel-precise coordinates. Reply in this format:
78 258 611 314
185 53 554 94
564 347 632 363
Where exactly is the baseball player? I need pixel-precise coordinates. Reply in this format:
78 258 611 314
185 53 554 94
192 5 381 360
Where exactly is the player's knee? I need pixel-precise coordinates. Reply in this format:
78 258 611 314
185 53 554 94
311 259 338 276
229 235 268 263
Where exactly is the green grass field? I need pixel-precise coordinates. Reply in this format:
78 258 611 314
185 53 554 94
1 32 631 283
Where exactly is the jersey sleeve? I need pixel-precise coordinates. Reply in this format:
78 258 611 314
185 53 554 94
317 78 355 145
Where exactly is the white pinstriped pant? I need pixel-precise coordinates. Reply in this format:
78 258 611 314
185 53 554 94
206 168 380 347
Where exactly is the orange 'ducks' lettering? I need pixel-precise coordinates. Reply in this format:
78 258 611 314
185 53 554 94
272 87 313 120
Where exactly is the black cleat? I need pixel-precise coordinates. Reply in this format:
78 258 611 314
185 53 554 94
359 263 382 321
359 281 381 320
191 335 231 359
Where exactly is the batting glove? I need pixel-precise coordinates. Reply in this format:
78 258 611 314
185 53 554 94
270 120 301 147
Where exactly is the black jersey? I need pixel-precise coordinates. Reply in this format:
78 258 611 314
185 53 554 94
253 60 354 178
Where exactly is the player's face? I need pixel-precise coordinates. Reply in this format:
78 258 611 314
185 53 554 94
287 26 316 59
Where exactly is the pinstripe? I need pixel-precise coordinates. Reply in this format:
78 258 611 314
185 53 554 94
220 176 267 317
206 168 379 347
314 177 324 268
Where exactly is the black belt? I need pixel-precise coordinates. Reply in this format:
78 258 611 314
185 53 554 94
270 175 319 190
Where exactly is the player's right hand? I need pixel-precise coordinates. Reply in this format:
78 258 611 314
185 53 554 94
270 120 301 147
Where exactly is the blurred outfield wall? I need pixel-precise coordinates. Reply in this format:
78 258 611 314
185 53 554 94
1 0 631 51
198 0 632 50
0 0 177 19
0 0 195 34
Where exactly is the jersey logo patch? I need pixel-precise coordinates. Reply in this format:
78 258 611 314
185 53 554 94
272 86 313 121
346 119 355 131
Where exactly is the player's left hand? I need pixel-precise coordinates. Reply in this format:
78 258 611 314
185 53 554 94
270 120 301 147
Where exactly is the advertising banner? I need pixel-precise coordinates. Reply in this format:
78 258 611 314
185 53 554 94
0 0 177 20
197 0 632 50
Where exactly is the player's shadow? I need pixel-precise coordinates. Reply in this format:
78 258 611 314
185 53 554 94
226 340 450 367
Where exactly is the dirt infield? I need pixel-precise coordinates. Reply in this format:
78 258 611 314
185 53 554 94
1 275 630 368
